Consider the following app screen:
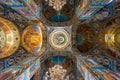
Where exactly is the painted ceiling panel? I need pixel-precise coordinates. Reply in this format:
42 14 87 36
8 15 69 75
78 0 114 19
42 0 76 22
0 17 20 59
1 0 40 20
0 1 119 80
76 23 96 53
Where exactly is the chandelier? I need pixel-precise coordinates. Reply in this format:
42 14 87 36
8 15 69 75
44 64 69 80
45 0 66 11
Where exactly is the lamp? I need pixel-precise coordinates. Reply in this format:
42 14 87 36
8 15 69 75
45 0 66 11
44 56 69 80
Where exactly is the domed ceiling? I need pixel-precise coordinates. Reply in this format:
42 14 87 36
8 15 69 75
0 17 20 59
98 16 120 52
22 24 43 55
49 29 70 50
0 1 120 80
76 23 96 53
41 0 77 22
40 56 78 80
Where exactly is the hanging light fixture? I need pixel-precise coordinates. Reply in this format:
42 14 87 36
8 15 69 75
45 0 66 11
44 56 69 80
44 64 69 80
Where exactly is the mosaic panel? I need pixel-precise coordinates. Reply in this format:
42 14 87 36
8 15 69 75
76 23 96 53
1 0 24 8
80 8 99 19
98 16 120 57
47 26 72 51
42 0 75 22
39 56 78 80
0 17 20 59
22 23 43 56
0 3 30 71
94 8 112 21
1 0 40 20
90 53 118 72
91 0 113 7
77 57 119 80
77 0 91 17
78 0 114 19
3 47 27 70
105 24 120 52
49 29 70 49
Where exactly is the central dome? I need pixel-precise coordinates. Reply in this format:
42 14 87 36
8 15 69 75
49 29 70 49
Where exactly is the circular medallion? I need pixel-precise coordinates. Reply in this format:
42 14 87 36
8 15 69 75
105 24 120 51
0 17 20 59
49 29 70 49
22 24 43 55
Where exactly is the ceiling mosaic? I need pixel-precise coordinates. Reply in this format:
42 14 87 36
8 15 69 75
22 24 43 56
0 5 46 70
0 17 20 59
0 0 120 80
41 0 76 22
1 0 40 20
105 24 120 52
49 29 70 50
39 56 78 80
98 16 120 57
76 23 96 53
0 0 114 21
77 0 114 19
47 26 72 51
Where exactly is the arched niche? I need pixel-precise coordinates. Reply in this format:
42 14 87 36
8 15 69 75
22 22 46 56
